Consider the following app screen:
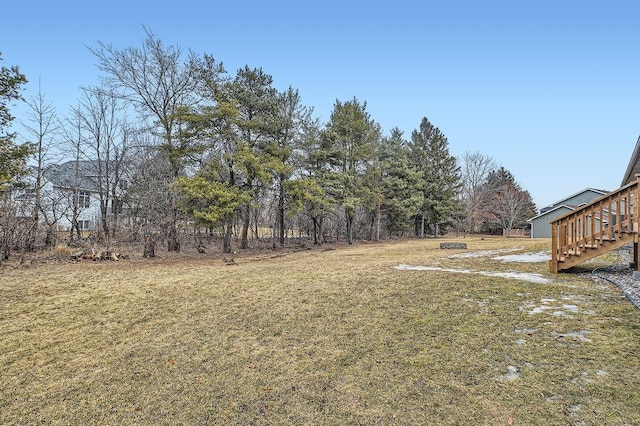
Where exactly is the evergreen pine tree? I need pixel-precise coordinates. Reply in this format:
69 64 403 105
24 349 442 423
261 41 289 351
321 98 380 244
377 128 422 236
408 117 462 237
0 53 31 188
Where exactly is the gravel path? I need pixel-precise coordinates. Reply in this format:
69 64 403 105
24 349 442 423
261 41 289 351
581 244 640 310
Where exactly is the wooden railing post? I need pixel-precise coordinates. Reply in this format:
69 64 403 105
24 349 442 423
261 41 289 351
635 175 640 270
550 222 558 273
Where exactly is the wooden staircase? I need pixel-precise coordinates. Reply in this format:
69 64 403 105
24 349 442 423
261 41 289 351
550 178 640 273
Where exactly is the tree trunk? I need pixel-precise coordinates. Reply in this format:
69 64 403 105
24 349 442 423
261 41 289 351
278 184 285 246
223 218 233 253
45 225 55 247
167 223 180 251
312 217 319 245
101 204 109 239
312 216 325 245
371 200 381 241
346 210 354 245
240 205 250 249
29 194 40 251
166 204 180 251
143 234 156 258
253 207 259 241
112 203 119 238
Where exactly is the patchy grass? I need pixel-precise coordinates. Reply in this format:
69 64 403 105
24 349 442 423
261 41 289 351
2 237 640 424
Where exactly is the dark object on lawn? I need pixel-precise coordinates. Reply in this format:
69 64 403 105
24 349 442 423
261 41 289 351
70 250 128 261
440 242 467 250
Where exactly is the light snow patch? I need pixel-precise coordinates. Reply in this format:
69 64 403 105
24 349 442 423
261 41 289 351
448 247 523 259
514 327 537 334
394 265 551 284
562 304 579 313
497 365 521 381
553 330 592 343
530 306 551 314
395 265 473 274
526 298 582 315
482 271 551 284
491 251 551 263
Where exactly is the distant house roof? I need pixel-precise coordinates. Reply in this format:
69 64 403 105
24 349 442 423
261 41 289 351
43 161 101 192
622 135 640 186
542 188 609 211
529 203 614 224
528 204 576 222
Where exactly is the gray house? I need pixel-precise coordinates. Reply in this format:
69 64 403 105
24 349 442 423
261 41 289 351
528 188 609 238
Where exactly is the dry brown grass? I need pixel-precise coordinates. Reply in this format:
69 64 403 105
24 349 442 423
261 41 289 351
2 237 640 424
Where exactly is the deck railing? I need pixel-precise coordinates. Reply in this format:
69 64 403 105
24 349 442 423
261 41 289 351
550 177 639 273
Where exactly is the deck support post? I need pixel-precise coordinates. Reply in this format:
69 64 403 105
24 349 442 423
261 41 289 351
550 223 558 274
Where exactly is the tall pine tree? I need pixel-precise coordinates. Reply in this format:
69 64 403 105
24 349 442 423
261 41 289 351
376 128 422 237
408 117 462 237
321 98 380 244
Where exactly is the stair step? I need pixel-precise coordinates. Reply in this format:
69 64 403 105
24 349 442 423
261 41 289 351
597 236 615 242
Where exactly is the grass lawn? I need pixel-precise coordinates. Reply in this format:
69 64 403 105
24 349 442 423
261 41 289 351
2 237 640 424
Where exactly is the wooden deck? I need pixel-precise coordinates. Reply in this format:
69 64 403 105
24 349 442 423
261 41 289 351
550 177 639 273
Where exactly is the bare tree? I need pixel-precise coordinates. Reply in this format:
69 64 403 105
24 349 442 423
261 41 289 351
73 86 129 244
21 81 60 247
460 151 496 234
39 183 69 246
0 191 26 262
125 145 174 242
491 182 536 237
90 29 201 251
58 108 88 242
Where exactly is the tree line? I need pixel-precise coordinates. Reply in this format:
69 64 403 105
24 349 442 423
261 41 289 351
0 31 536 258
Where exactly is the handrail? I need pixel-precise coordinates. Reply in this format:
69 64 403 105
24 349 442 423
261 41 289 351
550 176 639 273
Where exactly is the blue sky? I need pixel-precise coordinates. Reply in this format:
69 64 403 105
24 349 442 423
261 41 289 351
3 0 639 209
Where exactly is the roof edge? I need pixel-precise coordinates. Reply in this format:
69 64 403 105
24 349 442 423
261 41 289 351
544 188 609 210
528 204 575 222
621 134 640 186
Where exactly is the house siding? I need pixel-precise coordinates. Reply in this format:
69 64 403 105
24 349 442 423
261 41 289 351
529 188 609 238
41 181 102 233
530 206 574 238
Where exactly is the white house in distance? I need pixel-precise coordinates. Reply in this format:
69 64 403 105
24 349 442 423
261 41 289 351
13 159 128 240
528 188 609 238
41 161 104 233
